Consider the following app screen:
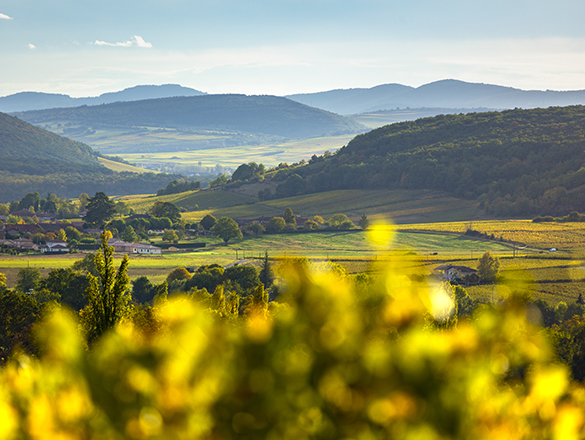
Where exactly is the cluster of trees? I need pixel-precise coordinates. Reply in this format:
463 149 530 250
260 106 585 217
533 211 585 223
230 162 265 183
156 179 201 196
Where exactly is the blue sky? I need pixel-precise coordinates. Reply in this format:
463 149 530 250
1 0 584 97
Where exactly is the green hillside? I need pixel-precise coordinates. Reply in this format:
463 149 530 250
0 112 179 202
289 106 585 217
0 112 98 165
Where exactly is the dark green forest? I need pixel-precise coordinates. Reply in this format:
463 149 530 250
287 106 585 216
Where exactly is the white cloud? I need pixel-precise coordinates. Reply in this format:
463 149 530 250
28 44 36 50
0 13 13 20
93 35 152 48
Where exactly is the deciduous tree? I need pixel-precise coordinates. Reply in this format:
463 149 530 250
477 251 500 283
212 217 243 245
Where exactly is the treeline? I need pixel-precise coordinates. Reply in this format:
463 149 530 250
277 105 585 217
156 179 201 196
0 168 179 203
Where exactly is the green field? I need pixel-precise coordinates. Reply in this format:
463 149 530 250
117 134 356 170
121 188 485 225
0 230 511 287
97 157 157 174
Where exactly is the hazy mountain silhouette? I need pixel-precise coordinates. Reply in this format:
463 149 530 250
286 79 585 114
0 84 206 113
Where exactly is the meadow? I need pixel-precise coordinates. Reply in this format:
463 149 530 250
120 188 485 225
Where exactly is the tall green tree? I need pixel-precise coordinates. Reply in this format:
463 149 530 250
82 232 132 343
121 225 139 243
200 214 217 231
212 217 243 245
259 252 274 288
84 192 116 227
18 192 41 211
477 251 501 283
283 207 296 226
15 267 42 293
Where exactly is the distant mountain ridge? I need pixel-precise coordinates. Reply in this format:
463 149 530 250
286 79 585 114
14 94 365 140
0 84 206 113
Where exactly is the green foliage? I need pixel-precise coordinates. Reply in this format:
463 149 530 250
166 267 192 284
359 214 370 230
288 106 585 216
18 192 40 211
328 213 355 229
212 217 243 245
40 268 89 311
162 229 179 243
131 276 155 304
84 192 116 227
259 252 274 288
121 225 139 243
0 289 38 363
81 232 132 343
156 179 201 196
210 173 228 187
200 214 217 230
266 216 286 233
246 222 265 236
231 162 265 182
15 267 42 293
283 207 296 226
149 201 181 223
477 250 501 283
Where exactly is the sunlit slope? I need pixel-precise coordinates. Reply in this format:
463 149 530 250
122 188 483 224
293 105 585 217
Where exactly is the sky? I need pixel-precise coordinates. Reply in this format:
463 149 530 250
1 0 585 97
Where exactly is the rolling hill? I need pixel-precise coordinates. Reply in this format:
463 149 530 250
0 112 178 202
281 105 585 217
287 79 585 115
0 84 206 113
14 94 365 140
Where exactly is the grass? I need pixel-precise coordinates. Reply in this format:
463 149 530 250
122 188 486 224
98 157 157 174
116 134 356 169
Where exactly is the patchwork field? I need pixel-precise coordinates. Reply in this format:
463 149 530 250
397 219 585 252
121 188 486 225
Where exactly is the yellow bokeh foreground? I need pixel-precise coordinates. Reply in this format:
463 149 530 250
1 258 585 440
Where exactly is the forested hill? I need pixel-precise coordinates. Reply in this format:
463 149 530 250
289 106 585 217
0 112 99 165
14 95 365 139
0 112 177 202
